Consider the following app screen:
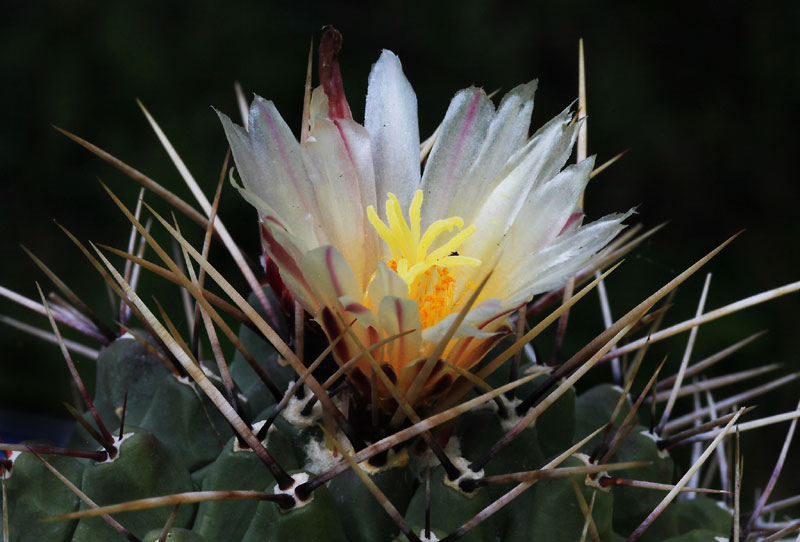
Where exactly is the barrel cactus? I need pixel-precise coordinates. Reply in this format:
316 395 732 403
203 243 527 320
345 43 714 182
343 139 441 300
2 27 800 542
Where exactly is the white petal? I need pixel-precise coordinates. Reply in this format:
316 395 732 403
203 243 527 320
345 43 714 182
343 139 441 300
228 169 287 230
309 87 330 133
458 107 578 266
299 245 362 309
365 50 421 214
447 81 537 224
218 97 322 245
500 104 579 184
421 299 504 343
420 88 494 229
260 221 321 312
301 119 378 289
334 119 379 213
339 295 380 330
503 212 630 305
367 262 409 308
495 157 595 275
378 296 423 369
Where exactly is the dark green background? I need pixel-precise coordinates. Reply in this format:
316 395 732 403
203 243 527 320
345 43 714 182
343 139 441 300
1 0 798 501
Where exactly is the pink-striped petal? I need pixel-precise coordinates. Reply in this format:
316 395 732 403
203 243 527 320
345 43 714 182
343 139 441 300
299 245 361 309
332 119 379 217
366 262 409 309
339 295 380 330
446 81 537 224
492 157 595 278
218 99 321 245
419 88 494 229
502 212 630 306
260 221 320 312
378 296 422 372
459 107 578 267
302 118 378 288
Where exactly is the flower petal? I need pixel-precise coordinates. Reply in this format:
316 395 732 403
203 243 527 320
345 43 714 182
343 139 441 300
218 98 321 245
339 295 380 330
299 245 362 309
260 221 320 311
421 298 504 343
365 50 421 215
503 211 631 306
493 156 595 278
308 87 330 135
446 81 537 224
419 87 494 229
302 119 378 288
458 106 578 266
318 27 352 121
333 119 379 214
500 104 579 183
378 296 423 372
366 261 409 308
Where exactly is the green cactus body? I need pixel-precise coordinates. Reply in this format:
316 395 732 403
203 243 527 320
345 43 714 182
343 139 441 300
227 289 291 415
506 455 615 542
71 429 195 541
4 299 747 542
671 497 733 538
192 416 298 540
9 336 743 542
238 495 282 542
524 375 576 459
608 426 679 541
574 383 632 453
137 372 234 471
242 479 349 542
143 527 207 542
92 334 170 431
328 453 415 542
456 406 547 535
5 449 86 542
405 466 496 542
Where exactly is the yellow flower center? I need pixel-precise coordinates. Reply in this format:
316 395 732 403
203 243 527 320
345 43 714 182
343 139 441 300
367 190 481 328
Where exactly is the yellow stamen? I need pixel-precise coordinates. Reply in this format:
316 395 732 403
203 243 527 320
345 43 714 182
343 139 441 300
409 190 423 242
367 190 482 329
366 205 399 262
427 225 476 262
417 218 464 262
367 190 480 286
385 194 414 258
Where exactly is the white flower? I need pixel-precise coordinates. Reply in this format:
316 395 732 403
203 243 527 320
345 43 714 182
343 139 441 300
218 32 627 405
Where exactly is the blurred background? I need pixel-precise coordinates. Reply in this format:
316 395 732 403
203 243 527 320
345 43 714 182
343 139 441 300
1 0 798 501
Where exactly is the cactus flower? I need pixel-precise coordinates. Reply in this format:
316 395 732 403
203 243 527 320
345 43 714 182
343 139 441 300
218 30 627 405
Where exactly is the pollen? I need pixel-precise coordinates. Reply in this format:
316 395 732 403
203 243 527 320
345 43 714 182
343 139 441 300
368 190 481 328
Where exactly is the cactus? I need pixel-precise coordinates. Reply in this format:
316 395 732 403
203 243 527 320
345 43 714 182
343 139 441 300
2 27 800 542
